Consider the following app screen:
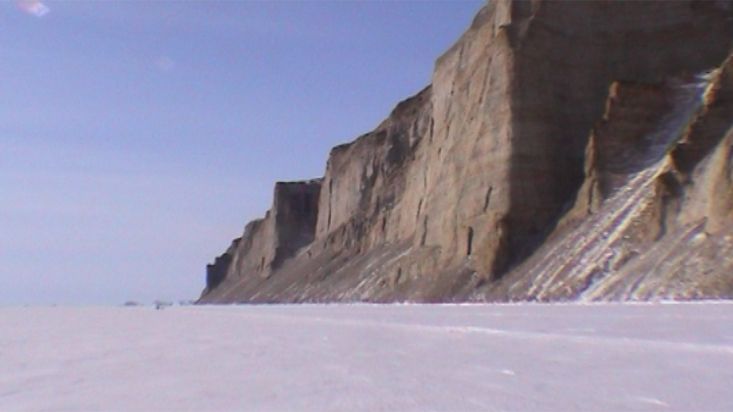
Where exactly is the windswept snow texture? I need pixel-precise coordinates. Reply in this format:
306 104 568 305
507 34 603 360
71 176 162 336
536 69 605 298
1 304 732 411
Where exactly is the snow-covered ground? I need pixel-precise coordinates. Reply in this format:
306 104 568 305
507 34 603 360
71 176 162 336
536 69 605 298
1 303 732 411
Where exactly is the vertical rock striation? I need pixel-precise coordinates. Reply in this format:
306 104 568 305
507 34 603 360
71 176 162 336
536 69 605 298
199 1 733 303
200 180 321 301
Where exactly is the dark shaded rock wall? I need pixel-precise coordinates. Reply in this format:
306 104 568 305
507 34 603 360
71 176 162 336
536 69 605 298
485 54 733 301
200 180 321 301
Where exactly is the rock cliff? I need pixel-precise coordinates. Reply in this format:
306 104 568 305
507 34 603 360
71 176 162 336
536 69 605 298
199 0 733 303
202 180 321 299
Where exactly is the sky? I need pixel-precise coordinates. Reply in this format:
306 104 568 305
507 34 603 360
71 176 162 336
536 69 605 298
0 0 483 305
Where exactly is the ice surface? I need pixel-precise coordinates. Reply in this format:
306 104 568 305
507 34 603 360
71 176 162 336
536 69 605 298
1 303 732 411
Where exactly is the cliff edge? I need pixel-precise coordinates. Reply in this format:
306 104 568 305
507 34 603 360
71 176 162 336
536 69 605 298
199 0 733 303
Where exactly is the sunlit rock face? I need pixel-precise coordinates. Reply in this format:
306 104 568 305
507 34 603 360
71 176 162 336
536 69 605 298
199 1 733 303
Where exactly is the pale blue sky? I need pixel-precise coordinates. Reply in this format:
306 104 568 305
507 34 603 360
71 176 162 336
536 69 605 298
1 0 483 305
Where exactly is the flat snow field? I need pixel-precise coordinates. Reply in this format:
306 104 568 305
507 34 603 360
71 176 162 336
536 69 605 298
1 304 732 412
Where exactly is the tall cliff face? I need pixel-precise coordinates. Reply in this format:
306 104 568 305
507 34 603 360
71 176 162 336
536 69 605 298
199 0 733 304
486 55 733 301
201 180 321 301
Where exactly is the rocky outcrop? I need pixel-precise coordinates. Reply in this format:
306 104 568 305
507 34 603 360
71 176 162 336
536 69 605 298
200 180 321 301
482 65 733 301
199 1 733 303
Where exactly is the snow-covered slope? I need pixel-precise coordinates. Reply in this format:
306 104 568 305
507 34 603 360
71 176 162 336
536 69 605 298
1 304 732 411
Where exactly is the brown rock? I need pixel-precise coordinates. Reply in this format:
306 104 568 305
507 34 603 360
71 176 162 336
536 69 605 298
200 1 733 303
199 180 321 302
486 53 733 301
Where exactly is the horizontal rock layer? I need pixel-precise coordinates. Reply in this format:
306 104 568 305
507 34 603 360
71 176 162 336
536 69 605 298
199 0 733 303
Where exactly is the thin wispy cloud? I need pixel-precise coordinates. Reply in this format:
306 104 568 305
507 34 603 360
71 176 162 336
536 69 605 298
155 56 176 72
16 0 50 17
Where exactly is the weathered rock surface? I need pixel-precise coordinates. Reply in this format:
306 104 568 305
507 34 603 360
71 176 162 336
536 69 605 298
483 58 733 301
201 180 321 300
199 1 733 303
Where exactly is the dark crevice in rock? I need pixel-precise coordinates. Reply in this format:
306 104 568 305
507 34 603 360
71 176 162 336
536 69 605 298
466 227 474 256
